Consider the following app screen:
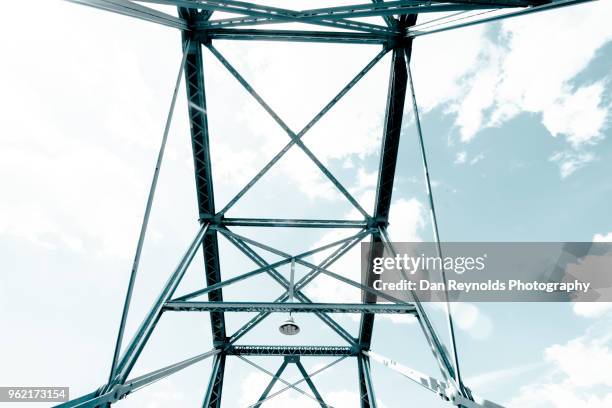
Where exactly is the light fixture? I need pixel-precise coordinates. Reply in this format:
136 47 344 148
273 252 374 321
279 258 300 335
279 314 300 335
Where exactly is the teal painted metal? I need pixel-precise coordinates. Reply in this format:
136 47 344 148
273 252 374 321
57 1 594 407
202 353 225 408
228 345 356 356
163 301 418 314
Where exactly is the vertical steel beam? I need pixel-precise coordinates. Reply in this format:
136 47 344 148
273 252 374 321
202 353 226 408
358 354 370 408
180 8 227 345
358 354 377 408
359 31 412 347
358 15 416 407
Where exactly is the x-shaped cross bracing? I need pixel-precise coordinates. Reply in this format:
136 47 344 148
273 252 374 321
56 1 598 406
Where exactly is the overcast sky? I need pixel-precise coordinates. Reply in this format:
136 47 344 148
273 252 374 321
0 1 611 407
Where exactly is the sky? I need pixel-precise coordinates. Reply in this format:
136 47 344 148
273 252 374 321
0 1 611 407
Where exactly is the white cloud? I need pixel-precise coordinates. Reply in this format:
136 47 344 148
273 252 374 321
549 151 595 179
573 303 612 319
273 149 342 202
137 380 187 408
486 3 612 145
510 382 612 408
414 2 612 176
454 151 485 166
508 316 612 407
0 133 144 258
352 168 378 194
454 151 467 164
545 335 612 388
452 40 504 142
209 141 261 187
387 198 427 242
412 25 489 112
571 233 612 318
326 389 389 408
593 232 612 242
541 82 608 148
0 1 187 258
469 153 485 165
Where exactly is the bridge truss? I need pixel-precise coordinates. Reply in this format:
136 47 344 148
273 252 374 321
59 1 595 407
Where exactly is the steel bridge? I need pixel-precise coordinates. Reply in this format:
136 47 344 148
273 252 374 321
58 1 595 407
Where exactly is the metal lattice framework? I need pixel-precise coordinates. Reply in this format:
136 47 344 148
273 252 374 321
57 1 595 407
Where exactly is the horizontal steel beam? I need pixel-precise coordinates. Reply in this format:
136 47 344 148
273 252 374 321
66 0 590 40
164 301 417 314
140 0 532 22
66 0 188 29
282 1 517 20
228 345 357 356
141 0 394 34
199 29 389 44
409 0 597 37
190 1 590 44
221 218 368 228
198 14 393 34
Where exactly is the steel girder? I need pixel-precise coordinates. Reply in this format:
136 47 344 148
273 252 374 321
227 345 356 356
357 14 416 407
56 0 595 406
70 1 596 43
163 301 418 314
140 0 546 24
180 9 227 347
358 354 378 408
67 0 188 29
200 28 390 44
202 353 225 408
359 31 410 348
221 217 368 229
180 9 228 407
